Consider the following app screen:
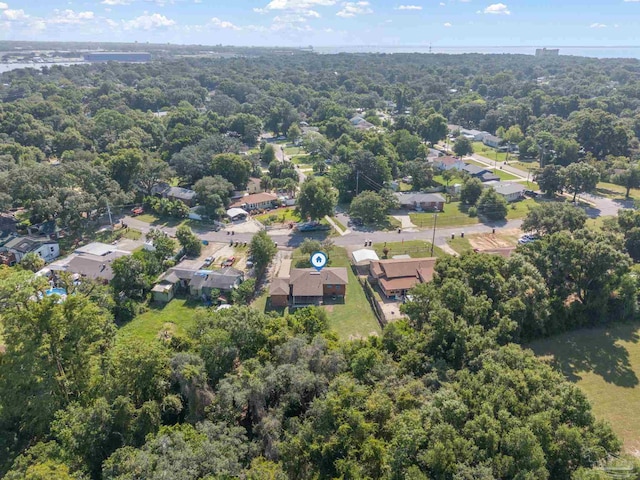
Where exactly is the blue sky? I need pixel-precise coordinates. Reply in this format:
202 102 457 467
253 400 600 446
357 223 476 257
0 0 639 47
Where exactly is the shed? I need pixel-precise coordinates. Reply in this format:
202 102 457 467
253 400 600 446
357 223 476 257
269 278 290 307
226 208 249 221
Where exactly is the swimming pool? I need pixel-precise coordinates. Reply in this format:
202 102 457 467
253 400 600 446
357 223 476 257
45 288 67 297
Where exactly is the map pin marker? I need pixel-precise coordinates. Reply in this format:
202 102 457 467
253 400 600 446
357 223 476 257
311 251 328 272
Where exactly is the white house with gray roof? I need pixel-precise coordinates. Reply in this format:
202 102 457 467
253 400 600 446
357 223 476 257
490 182 525 202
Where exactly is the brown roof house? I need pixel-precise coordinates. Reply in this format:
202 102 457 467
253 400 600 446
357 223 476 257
230 192 277 211
369 257 436 299
271 267 349 306
269 278 290 308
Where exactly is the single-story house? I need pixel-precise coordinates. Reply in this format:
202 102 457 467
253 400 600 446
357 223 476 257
285 267 349 305
350 116 375 131
482 134 503 149
269 278 290 307
433 156 465 171
369 257 436 299
188 267 245 297
460 128 485 141
3 236 60 263
42 242 131 282
152 266 244 303
395 192 446 212
491 182 525 202
462 164 500 182
247 177 263 194
226 208 249 221
229 193 278 211
161 186 197 207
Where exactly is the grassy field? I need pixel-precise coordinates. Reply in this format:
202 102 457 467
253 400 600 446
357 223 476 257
284 146 305 156
517 181 540 191
372 240 445 259
330 216 347 232
528 322 640 453
506 198 537 220
586 215 617 232
447 236 473 254
290 154 312 166
118 298 202 343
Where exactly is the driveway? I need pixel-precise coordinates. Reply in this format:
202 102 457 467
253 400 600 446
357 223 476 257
391 213 418 232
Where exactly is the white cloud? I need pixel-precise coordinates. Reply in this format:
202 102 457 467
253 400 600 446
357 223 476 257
263 0 336 10
623 0 640 2
101 0 131 4
439 2 445 5
145 0 175 6
395 5 422 10
3 9 29 21
590 22 607 28
210 17 240 30
123 12 175 30
444 21 452 26
0 3 8 9
336 1 373 17
483 3 510 14
49 9 95 24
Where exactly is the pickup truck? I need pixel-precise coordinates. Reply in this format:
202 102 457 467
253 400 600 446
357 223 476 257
131 207 144 216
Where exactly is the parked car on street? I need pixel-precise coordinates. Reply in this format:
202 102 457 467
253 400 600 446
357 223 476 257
131 207 144 216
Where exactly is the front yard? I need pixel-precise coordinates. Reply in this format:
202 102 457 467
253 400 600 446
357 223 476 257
472 142 514 163
409 198 538 228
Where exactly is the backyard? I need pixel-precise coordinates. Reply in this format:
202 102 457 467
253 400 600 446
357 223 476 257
528 322 640 453
117 298 202 343
266 247 382 340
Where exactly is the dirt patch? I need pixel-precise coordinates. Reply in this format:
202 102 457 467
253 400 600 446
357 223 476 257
177 242 229 269
468 229 521 250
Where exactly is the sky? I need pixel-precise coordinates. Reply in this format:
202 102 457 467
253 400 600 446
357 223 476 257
1 0 639 48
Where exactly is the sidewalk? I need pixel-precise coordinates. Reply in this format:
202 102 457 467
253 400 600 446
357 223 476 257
325 215 350 236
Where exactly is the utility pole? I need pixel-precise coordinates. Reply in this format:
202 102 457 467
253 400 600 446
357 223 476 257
430 213 438 256
106 200 113 227
355 170 360 196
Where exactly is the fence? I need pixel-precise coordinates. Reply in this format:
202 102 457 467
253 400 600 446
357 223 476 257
357 274 387 329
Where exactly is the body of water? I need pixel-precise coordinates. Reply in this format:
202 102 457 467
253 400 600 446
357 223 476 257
0 61 86 74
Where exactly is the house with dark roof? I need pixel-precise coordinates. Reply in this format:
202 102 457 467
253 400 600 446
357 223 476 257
3 236 59 263
0 213 17 234
152 266 244 303
461 164 500 182
369 257 436 299
161 186 198 207
269 278 290 307
395 192 445 212
269 267 349 306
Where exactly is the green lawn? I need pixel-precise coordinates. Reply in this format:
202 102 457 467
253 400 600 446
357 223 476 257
410 202 480 229
528 322 640 453
491 170 521 181
331 216 347 232
447 236 473 254
372 240 445 259
586 215 617 232
90 226 142 246
135 214 190 228
118 298 202 343
290 154 312 166
472 142 513 163
284 146 305 156
254 207 301 225
409 199 539 228
596 182 637 200
517 181 540 191
510 160 540 174
287 247 381 340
